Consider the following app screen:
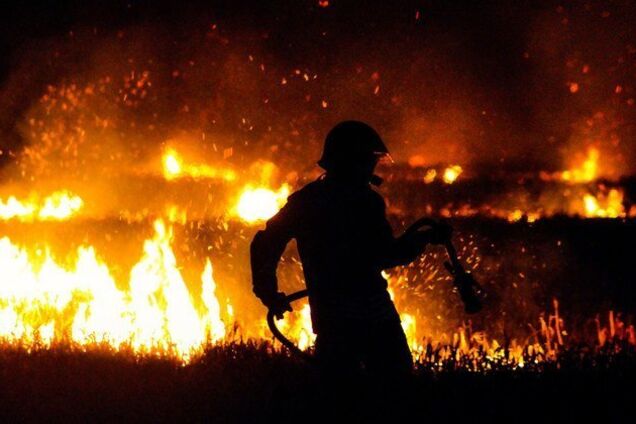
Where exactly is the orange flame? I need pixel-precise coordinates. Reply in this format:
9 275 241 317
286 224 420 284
561 147 600 183
0 190 83 221
0 219 227 361
582 188 624 218
442 165 463 184
235 184 290 223
162 148 236 182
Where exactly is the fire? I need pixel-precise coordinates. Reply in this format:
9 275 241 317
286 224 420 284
165 204 188 224
506 209 541 223
561 147 600 183
424 169 437 184
583 188 624 218
39 191 85 220
162 148 236 181
0 219 227 360
400 313 419 351
235 184 290 223
442 165 463 184
163 149 182 177
0 190 83 221
275 303 315 351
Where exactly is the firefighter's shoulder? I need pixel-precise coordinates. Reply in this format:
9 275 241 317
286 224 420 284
280 182 313 211
282 179 328 211
288 179 323 201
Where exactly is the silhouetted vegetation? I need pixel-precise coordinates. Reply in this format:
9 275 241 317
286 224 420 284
0 340 633 422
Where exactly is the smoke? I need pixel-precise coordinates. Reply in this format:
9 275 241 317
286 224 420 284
0 0 634 182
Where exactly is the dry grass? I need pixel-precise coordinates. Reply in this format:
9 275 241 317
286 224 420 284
0 340 633 422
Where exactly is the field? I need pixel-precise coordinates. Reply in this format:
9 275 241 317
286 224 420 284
1 0 636 421
0 341 633 422
0 213 635 422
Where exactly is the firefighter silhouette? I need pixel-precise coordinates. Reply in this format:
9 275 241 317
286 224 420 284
251 121 451 376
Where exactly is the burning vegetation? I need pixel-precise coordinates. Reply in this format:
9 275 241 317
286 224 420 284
0 0 633 392
0 138 633 368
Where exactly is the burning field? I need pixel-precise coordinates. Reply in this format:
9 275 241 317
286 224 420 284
0 0 635 421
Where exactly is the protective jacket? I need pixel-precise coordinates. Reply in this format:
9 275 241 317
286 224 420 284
250 175 424 333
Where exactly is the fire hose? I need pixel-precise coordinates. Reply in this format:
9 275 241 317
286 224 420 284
266 289 311 359
267 218 484 357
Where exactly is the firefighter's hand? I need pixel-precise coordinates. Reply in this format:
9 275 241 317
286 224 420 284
428 221 453 245
266 292 293 320
401 221 453 248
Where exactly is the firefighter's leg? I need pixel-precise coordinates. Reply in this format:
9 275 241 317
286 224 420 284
364 317 413 376
360 318 415 419
314 331 362 377
313 331 366 419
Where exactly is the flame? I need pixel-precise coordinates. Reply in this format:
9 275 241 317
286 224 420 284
0 219 227 361
162 148 236 181
163 149 182 177
0 212 631 368
235 184 290 223
0 197 35 220
275 303 315 351
561 147 600 183
424 169 437 184
582 188 624 218
165 204 188 224
400 313 418 351
38 191 84 220
0 190 83 221
442 165 463 184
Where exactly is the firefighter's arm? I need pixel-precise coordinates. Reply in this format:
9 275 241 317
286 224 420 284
384 228 450 266
250 199 297 317
375 196 451 268
381 228 428 268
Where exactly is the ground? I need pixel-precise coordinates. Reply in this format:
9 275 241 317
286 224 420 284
0 343 633 422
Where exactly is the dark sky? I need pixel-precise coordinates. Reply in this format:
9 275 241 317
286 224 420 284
1 0 635 177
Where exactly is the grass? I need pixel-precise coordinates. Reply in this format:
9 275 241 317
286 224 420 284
0 340 633 422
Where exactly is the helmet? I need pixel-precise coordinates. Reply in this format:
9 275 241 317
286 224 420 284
318 121 389 171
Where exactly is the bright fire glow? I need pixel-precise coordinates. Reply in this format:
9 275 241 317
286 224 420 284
424 169 437 184
583 188 624 218
163 151 182 177
0 219 227 361
162 148 236 181
0 190 83 221
275 302 315 351
236 184 290 223
561 147 600 183
443 165 463 184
